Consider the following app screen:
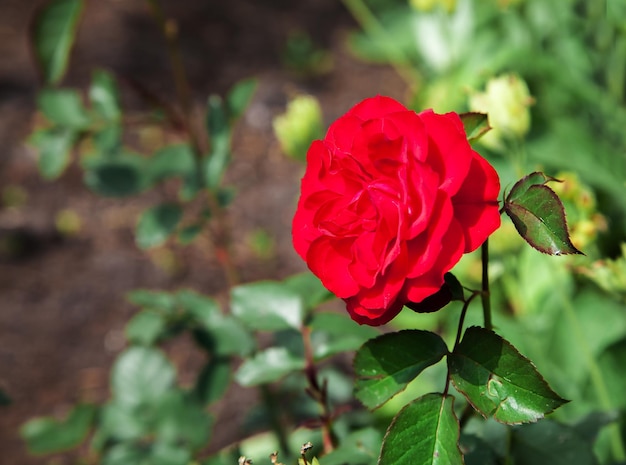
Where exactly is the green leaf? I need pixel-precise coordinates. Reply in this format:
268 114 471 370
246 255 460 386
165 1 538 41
92 124 122 154
177 224 203 245
283 272 333 311
154 392 213 450
127 289 176 312
180 291 255 356
204 95 231 189
319 427 382 465
89 69 121 121
505 172 558 203
125 310 167 345
99 401 150 443
135 203 182 250
194 357 232 406
595 338 626 408
354 330 448 410
460 434 500 465
29 127 76 179
111 347 175 407
448 326 567 424
231 281 305 331
226 78 257 120
504 172 583 255
102 442 191 465
235 347 305 386
379 393 462 465
147 144 197 183
310 312 379 360
21 404 96 455
193 319 255 357
511 419 599 465
38 88 90 129
459 112 491 142
83 152 149 197
32 0 83 85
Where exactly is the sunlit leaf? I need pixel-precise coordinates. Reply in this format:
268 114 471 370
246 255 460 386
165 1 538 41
135 203 182 250
21 404 96 454
354 330 448 410
449 326 567 424
235 347 305 386
125 310 167 345
111 347 175 407
504 172 583 255
32 0 83 85
231 281 305 331
459 112 491 142
29 127 76 179
379 393 462 465
38 88 90 129
89 69 120 122
283 272 333 311
310 312 378 360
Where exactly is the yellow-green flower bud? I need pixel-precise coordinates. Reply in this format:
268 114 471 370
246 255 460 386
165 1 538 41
409 0 456 13
469 73 533 152
273 95 324 162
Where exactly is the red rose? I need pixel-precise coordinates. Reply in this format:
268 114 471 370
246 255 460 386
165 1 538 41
292 96 501 325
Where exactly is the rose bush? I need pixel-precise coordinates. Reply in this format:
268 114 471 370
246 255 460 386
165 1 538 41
292 96 501 325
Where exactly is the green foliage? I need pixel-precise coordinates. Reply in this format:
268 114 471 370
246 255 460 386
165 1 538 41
32 0 83 85
378 394 462 465
449 327 567 424
504 172 583 256
354 330 448 410
136 204 183 249
459 112 491 142
231 281 307 331
21 404 96 454
20 1 626 464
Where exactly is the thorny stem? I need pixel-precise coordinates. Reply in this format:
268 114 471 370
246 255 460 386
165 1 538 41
481 239 493 331
444 292 479 397
145 0 203 154
302 326 336 454
145 0 239 288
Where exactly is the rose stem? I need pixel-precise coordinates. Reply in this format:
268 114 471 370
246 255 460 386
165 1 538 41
443 292 478 398
481 239 493 331
146 0 239 288
302 326 336 454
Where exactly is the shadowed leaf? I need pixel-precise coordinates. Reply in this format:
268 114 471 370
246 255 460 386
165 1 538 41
354 330 448 410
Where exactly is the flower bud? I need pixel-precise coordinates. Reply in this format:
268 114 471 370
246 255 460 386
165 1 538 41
469 73 533 151
273 95 324 161
409 0 456 13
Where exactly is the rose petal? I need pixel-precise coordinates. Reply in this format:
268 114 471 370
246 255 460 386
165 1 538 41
306 237 360 298
452 152 501 252
419 110 473 196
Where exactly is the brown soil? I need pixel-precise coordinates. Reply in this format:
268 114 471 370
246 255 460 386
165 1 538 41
0 1 405 464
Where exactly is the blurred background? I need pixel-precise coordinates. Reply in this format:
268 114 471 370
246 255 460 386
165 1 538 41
1 0 625 464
